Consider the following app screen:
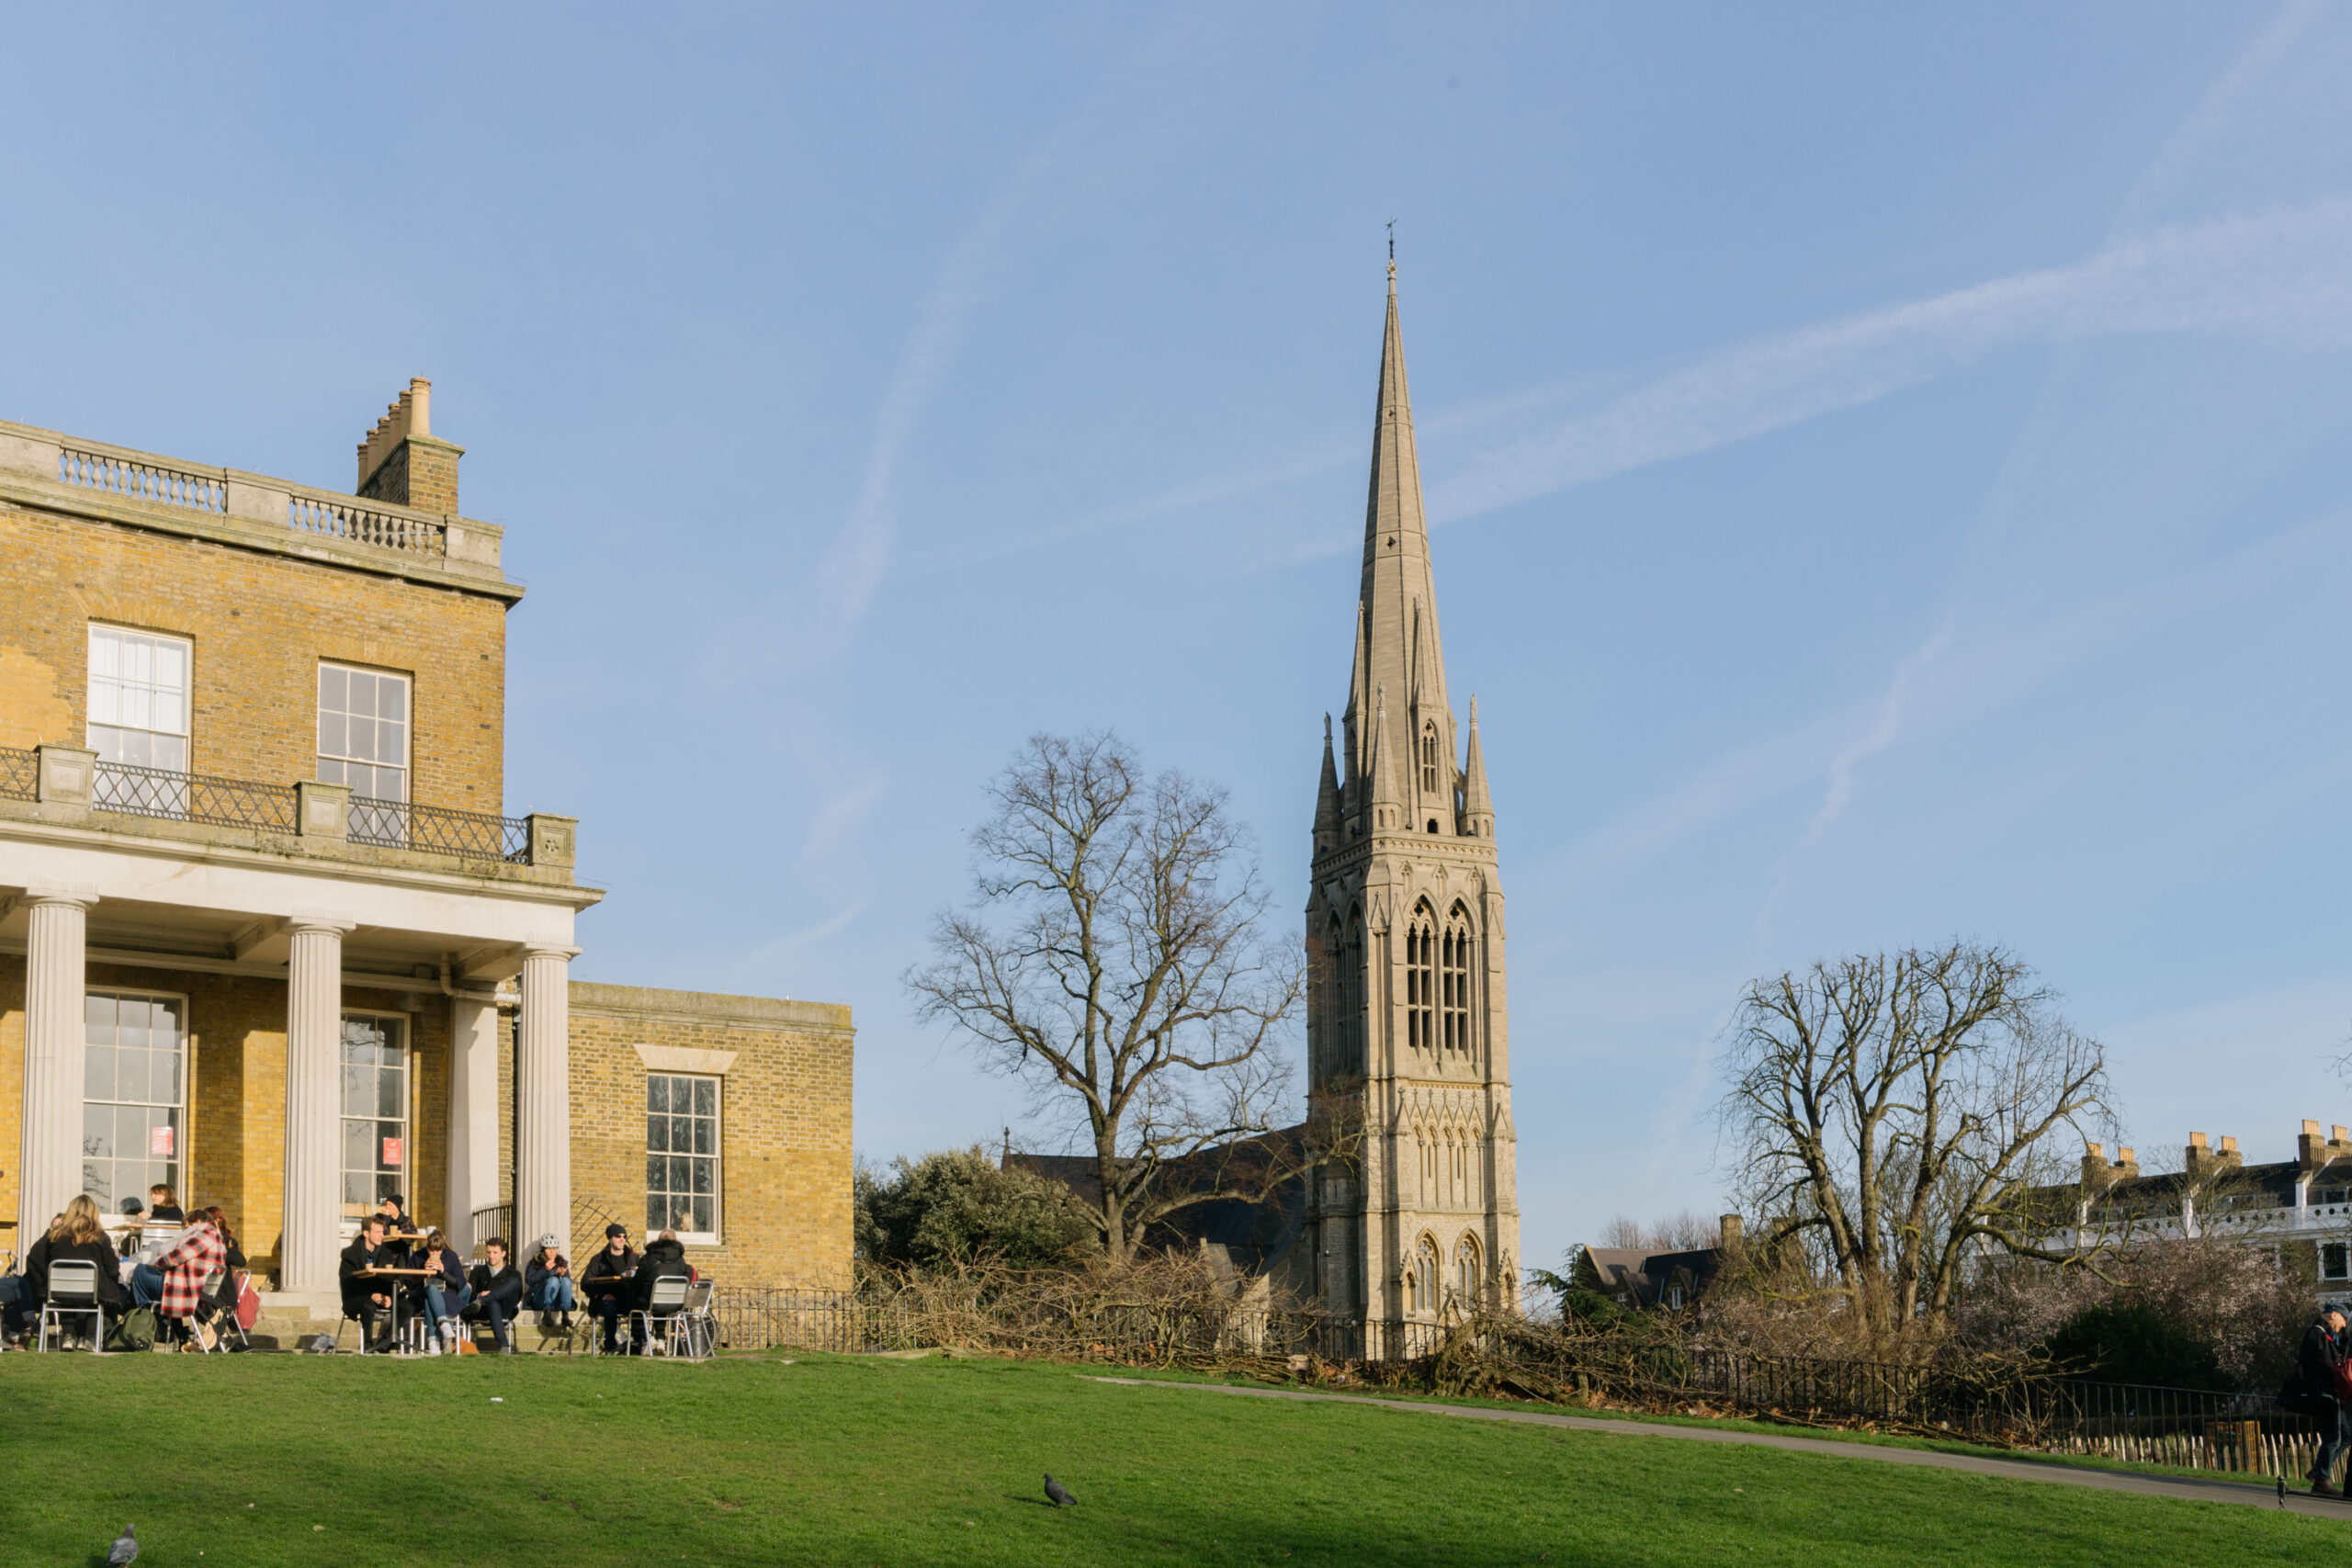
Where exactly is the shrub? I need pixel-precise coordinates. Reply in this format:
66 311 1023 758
2041 1300 2227 1390
854 1146 1095 1272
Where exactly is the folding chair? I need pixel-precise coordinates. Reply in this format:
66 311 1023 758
669 1279 717 1360
39 1260 107 1353
630 1276 691 1355
174 1269 227 1353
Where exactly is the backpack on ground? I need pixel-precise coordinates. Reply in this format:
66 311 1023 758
104 1306 158 1352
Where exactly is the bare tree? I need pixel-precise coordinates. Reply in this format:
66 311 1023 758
1717 942 2113 1345
905 732 1305 1263
1596 1211 1719 1251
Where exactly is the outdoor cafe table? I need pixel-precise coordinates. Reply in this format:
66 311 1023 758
355 1267 436 1353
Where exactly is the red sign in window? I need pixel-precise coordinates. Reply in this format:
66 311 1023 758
381 1136 403 1168
151 1125 175 1156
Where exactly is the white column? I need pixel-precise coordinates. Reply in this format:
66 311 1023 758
279 919 351 1295
17 891 92 1244
445 994 502 1246
514 946 576 1256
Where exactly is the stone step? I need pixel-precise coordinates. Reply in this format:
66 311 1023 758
243 1311 594 1355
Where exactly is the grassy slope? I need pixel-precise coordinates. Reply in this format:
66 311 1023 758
0 1351 2340 1567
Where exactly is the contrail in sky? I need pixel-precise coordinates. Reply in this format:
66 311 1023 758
1428 197 2352 526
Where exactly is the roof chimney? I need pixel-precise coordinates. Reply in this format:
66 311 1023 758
356 378 463 513
2115 1146 2138 1177
2082 1142 2111 1188
1718 1213 1743 1251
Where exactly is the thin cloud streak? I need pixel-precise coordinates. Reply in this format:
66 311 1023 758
1429 199 2352 525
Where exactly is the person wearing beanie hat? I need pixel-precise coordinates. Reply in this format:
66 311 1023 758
526 1231 575 1331
579 1224 639 1354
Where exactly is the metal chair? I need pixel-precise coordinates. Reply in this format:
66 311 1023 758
630 1275 691 1355
669 1279 717 1359
39 1260 107 1353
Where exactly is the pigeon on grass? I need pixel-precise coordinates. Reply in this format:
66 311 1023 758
1044 1475 1077 1508
107 1523 137 1565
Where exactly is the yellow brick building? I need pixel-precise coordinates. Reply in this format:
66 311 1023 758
0 385 852 1322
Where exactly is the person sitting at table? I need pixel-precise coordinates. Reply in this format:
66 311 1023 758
375 1194 421 1263
629 1227 695 1354
189 1207 248 1340
27 1195 132 1349
413 1228 470 1354
146 1184 186 1224
463 1236 524 1353
525 1234 575 1329
151 1211 228 1349
579 1224 639 1354
339 1214 395 1353
116 1198 146 1258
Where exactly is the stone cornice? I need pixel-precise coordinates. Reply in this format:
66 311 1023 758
0 803 603 910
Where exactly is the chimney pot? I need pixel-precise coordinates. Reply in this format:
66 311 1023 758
2222 1135 2239 1154
2335 1126 2349 1144
2117 1146 2135 1168
2307 1121 2324 1137
2190 1132 2209 1148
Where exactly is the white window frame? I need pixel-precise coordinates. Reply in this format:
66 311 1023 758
646 1072 721 1245
87 625 191 773
336 1011 411 1239
81 987 192 1223
316 661 413 805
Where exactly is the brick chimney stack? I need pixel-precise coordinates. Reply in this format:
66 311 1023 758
2082 1141 2112 1187
2115 1145 2138 1178
1718 1213 1743 1251
356 377 464 513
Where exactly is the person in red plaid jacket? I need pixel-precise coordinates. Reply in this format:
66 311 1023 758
153 1217 228 1342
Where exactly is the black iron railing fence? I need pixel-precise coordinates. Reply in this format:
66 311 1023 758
0 745 34 802
714 1288 919 1353
347 794 529 863
95 760 300 831
2 751 537 866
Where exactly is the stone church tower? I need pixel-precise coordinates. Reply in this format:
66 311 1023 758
1301 267 1519 1330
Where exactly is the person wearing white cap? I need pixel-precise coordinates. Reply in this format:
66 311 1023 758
525 1233 575 1330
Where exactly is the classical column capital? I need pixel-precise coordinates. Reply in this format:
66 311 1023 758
22 886 97 908
522 943 581 963
287 917 356 937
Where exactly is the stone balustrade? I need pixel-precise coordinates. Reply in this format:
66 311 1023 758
0 418 506 581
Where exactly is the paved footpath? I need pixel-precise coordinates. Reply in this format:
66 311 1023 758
1091 1376 2350 1520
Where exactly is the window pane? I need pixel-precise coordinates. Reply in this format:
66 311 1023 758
341 1064 369 1117
89 678 120 726
85 992 116 1042
90 629 119 678
694 1078 717 1116
670 1156 693 1196
347 716 375 762
692 1197 713 1235
378 1067 402 1120
648 1116 669 1154
85 1044 115 1101
693 1117 712 1156
84 1103 114 1163
343 1171 371 1209
320 663 347 715
379 720 405 766
125 637 152 686
154 690 185 735
648 1198 665 1234
691 1157 712 1196
320 712 347 759
647 1156 666 1194
379 680 406 722
116 1049 149 1105
648 1076 669 1113
153 639 185 691
123 683 153 731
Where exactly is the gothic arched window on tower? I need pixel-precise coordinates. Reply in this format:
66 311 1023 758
1406 908 1436 1053
1415 1235 1442 1314
1420 722 1440 797
1453 1235 1481 1309
1442 910 1474 1055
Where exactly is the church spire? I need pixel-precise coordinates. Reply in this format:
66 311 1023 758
1346 263 1454 833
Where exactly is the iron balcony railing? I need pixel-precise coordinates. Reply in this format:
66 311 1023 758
347 794 529 863
93 760 300 832
5 755 540 867
0 745 34 802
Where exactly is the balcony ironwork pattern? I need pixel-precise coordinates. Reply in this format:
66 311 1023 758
347 794 529 863
0 745 36 802
93 761 300 832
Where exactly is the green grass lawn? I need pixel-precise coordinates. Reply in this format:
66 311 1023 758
0 1349 2341 1567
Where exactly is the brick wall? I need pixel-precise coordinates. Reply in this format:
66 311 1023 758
564 982 854 1290
0 500 510 811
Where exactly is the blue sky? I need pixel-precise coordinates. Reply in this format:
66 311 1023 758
7 5 2352 1280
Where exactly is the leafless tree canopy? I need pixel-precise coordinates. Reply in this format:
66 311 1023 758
1718 942 2112 1344
1597 1211 1719 1251
905 732 1304 1262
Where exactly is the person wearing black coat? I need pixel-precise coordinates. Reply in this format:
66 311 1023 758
630 1232 694 1353
24 1196 133 1348
463 1238 525 1352
339 1217 395 1352
2300 1307 2351 1495
579 1225 640 1354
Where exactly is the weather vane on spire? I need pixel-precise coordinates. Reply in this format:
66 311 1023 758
1386 220 1396 291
